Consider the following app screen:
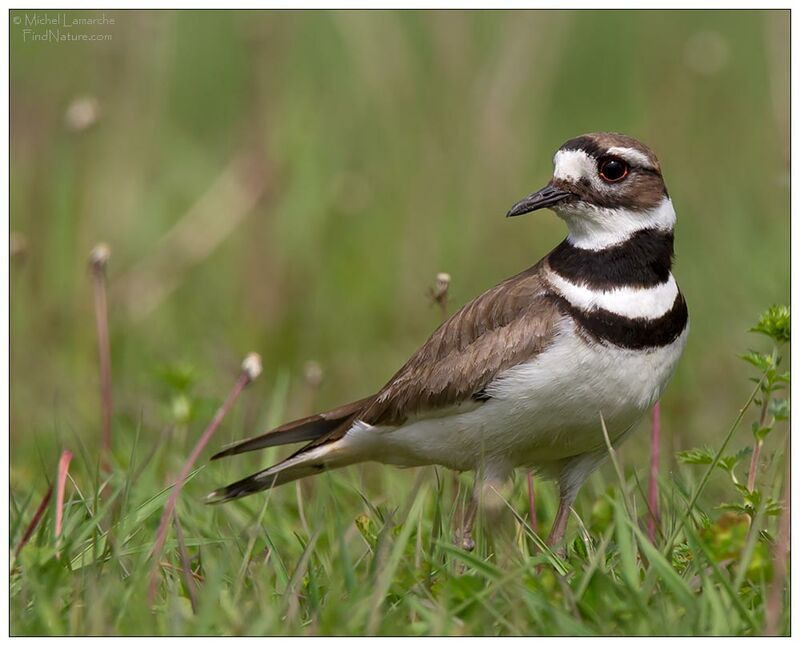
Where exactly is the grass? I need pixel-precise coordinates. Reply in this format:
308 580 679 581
9 346 790 635
9 313 790 635
10 9 789 636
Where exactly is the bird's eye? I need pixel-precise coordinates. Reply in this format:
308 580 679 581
598 157 628 183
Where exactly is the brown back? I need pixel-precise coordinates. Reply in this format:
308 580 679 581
302 261 564 450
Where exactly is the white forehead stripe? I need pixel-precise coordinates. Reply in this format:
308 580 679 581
606 146 654 168
553 149 595 182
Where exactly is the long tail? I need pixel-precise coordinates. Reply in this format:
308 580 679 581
210 395 372 460
206 396 373 504
205 442 345 503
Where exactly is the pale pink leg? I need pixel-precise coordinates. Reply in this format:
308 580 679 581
549 450 611 549
547 497 572 547
457 491 478 552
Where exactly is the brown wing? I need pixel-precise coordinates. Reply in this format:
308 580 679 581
305 261 564 448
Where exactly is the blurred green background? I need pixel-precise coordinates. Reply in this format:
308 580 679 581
11 10 789 493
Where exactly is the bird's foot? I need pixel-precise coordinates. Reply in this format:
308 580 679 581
460 535 476 552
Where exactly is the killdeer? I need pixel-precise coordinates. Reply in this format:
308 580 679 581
208 132 688 549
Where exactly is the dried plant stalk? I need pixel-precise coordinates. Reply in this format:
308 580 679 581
13 484 53 563
55 450 74 557
148 353 262 605
90 244 113 470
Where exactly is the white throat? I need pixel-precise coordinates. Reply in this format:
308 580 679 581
556 195 676 251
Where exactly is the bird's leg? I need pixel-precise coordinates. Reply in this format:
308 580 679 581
548 450 610 550
546 494 574 548
457 488 478 552
456 472 512 553
547 475 583 552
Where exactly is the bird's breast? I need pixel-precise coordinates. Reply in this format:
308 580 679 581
482 317 689 462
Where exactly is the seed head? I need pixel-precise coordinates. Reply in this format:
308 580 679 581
304 360 324 388
241 352 263 381
65 96 100 131
10 231 28 262
435 272 451 294
89 243 111 276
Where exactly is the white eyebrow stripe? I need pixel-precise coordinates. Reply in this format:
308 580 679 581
606 146 654 168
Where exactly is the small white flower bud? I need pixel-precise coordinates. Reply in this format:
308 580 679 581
241 353 262 381
65 96 100 131
89 243 111 276
10 231 28 260
304 360 323 388
435 272 451 294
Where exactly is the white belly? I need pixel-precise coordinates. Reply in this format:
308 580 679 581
346 320 688 476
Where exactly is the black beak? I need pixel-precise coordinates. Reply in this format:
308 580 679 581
506 183 572 217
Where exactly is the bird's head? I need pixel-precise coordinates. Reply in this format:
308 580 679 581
507 132 674 249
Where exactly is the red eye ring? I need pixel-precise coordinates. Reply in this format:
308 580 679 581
598 157 629 182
